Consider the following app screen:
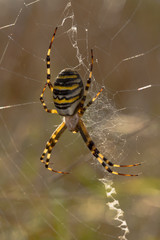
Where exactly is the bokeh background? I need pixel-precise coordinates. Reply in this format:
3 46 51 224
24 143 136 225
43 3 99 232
0 0 160 240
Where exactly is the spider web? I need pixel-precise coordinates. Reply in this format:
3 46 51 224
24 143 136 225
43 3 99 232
0 0 160 240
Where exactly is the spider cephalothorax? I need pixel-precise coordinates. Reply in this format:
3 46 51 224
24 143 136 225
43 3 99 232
40 27 141 176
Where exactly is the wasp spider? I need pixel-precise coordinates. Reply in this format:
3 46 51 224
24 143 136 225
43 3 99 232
40 27 141 176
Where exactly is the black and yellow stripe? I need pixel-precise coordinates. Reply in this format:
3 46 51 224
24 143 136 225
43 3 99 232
40 121 69 174
79 87 104 116
46 27 57 92
53 69 84 116
80 49 93 108
78 119 140 176
40 82 58 114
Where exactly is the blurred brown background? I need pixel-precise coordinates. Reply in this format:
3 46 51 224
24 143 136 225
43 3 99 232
0 0 160 239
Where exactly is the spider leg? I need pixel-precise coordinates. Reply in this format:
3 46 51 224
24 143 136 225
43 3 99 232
80 49 93 108
46 27 58 91
40 82 58 113
79 87 104 116
77 119 141 176
40 27 59 113
40 121 69 174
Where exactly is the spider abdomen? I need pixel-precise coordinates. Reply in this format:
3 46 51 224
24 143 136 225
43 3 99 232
53 69 84 116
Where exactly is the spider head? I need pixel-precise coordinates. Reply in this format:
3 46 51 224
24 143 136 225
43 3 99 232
53 69 84 116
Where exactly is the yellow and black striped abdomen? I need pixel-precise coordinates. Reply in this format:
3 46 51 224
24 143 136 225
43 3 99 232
53 69 84 116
